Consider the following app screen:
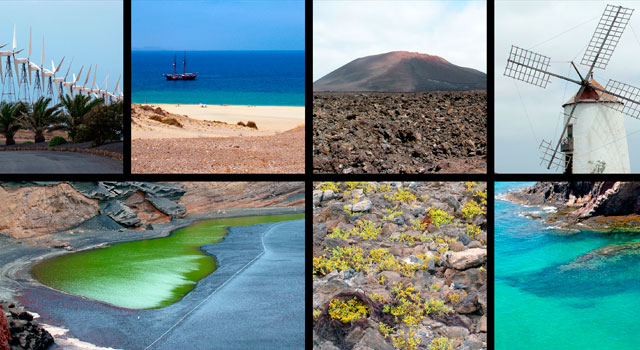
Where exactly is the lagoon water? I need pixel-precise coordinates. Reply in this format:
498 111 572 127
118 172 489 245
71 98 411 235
496 182 640 350
131 50 305 106
30 213 304 309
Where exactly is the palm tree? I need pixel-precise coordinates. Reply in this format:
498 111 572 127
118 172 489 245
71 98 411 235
0 102 26 145
59 94 104 142
19 97 62 143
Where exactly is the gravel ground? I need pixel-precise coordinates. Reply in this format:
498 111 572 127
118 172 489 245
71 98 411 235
132 127 304 174
313 91 486 173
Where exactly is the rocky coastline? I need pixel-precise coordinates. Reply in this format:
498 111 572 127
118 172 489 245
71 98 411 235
505 182 640 232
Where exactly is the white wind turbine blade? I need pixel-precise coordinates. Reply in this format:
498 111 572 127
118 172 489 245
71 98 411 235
83 64 92 86
41 37 45 92
63 58 73 80
114 75 121 94
12 25 16 50
54 56 64 73
0 43 6 49
28 27 31 57
92 65 97 89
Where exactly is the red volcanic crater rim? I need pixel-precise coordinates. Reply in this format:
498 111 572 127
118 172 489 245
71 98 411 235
313 51 485 92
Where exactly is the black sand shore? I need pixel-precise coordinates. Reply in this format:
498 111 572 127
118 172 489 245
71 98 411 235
0 206 304 349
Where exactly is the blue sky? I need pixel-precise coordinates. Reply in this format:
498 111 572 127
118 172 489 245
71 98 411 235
0 1 123 91
133 1 305 51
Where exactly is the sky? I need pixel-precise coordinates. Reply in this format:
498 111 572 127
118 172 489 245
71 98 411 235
132 1 305 51
313 0 486 81
0 1 123 92
496 0 640 173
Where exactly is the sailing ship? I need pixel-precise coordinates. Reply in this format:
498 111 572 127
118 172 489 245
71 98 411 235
163 52 197 80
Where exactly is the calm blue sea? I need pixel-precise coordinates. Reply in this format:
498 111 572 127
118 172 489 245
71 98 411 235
496 182 640 350
131 51 305 106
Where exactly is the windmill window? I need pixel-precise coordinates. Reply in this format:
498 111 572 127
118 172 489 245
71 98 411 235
567 124 573 138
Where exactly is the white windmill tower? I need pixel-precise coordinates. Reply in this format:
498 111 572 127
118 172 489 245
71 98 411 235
63 65 82 97
505 4 638 174
52 59 72 100
43 57 65 103
0 25 23 102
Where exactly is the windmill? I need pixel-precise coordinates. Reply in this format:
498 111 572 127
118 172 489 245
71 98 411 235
28 37 46 100
108 74 121 102
505 4 639 174
93 71 109 101
43 57 65 103
82 65 97 97
52 59 72 100
63 64 82 97
0 25 23 102
72 64 91 96
14 27 32 103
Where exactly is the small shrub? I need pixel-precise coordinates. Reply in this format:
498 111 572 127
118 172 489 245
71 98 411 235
237 121 246 126
149 114 163 122
429 337 453 350
428 207 453 228
48 136 67 147
385 188 417 203
162 118 182 127
246 121 258 129
318 181 340 193
461 200 485 219
328 297 369 323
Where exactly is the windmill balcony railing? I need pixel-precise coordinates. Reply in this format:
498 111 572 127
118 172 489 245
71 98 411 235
561 137 574 152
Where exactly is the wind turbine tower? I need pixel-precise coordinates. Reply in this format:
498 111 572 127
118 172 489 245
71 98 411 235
0 25 23 103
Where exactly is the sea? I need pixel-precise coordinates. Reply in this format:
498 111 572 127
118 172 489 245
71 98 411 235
496 182 640 350
131 50 305 106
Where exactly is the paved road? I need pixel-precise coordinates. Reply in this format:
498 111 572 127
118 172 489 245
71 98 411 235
0 151 122 173
153 219 305 350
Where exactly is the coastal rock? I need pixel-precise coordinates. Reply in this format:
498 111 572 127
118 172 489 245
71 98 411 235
444 249 486 270
104 200 142 227
146 196 187 218
0 306 9 350
354 328 394 350
0 302 53 350
0 183 99 238
347 199 373 212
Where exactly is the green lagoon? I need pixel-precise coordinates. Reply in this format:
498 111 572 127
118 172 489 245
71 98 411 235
31 213 304 309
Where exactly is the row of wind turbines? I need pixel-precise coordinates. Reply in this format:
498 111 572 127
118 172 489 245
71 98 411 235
0 25 122 105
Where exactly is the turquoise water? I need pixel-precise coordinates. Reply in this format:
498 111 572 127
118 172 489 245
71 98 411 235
496 182 640 350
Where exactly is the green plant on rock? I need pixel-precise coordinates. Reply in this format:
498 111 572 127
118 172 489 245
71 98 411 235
410 219 429 232
385 188 417 203
382 205 403 221
345 181 377 193
379 322 395 339
465 181 476 192
429 337 453 350
328 220 381 240
318 181 340 193
425 298 452 315
448 293 461 304
392 329 420 350
461 199 486 219
428 207 453 228
465 223 482 239
313 308 322 322
328 297 369 323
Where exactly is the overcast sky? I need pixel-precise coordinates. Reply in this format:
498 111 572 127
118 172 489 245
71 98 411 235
496 0 640 173
313 0 486 81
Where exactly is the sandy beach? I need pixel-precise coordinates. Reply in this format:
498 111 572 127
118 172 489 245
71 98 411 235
131 103 305 173
144 103 304 135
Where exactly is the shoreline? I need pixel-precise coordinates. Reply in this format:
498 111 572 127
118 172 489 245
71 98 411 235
0 206 304 349
135 103 305 135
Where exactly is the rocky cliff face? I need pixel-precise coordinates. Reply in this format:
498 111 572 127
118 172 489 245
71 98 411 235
0 182 305 240
0 184 100 239
508 182 640 220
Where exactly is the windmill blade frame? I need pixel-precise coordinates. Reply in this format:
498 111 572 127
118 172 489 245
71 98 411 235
581 4 634 70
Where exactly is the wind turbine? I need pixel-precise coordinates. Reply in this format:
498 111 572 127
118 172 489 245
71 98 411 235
14 27 32 102
82 65 96 97
1 25 23 102
53 58 72 100
64 65 82 97
73 64 91 96
93 71 108 101
504 4 638 174
43 56 65 103
28 37 45 100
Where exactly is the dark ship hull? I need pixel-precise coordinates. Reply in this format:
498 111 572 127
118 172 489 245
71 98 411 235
164 73 197 80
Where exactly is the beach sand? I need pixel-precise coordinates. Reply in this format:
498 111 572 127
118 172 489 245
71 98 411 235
131 103 305 173
153 104 304 134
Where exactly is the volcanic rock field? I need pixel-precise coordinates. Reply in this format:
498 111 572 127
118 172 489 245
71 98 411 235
313 182 487 350
313 91 486 174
